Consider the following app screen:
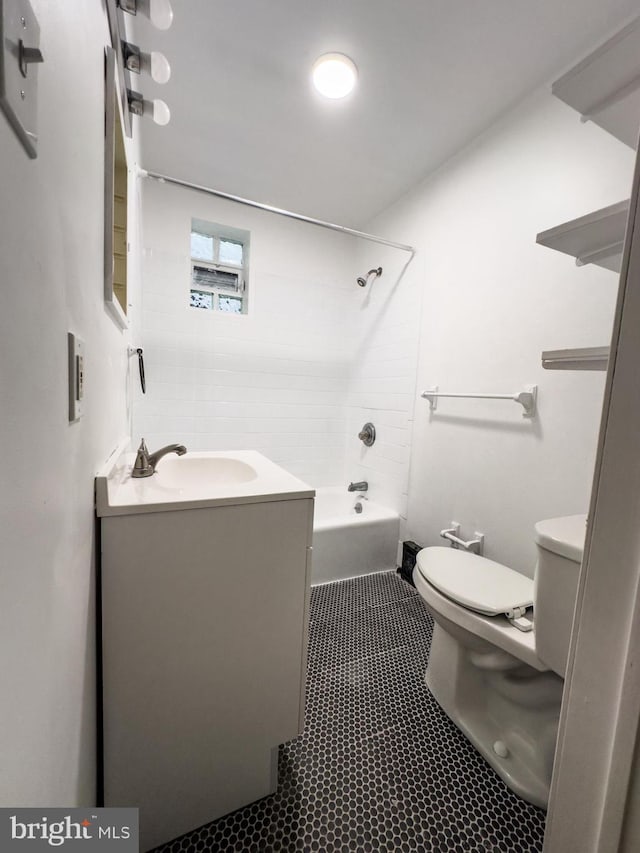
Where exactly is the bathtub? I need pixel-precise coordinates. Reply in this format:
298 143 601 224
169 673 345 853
311 487 400 585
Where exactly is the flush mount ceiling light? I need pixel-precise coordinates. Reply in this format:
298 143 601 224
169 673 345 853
312 53 358 99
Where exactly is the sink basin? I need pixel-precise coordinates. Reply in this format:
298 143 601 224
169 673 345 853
155 455 257 489
96 448 314 517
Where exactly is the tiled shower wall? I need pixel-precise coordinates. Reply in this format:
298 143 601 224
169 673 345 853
133 178 360 486
344 242 423 529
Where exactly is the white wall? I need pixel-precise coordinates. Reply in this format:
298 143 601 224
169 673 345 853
0 4 135 804
133 179 355 486
367 90 635 576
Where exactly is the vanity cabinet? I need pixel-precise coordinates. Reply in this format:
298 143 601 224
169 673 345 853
97 451 314 851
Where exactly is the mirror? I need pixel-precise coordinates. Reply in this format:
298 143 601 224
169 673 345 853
104 45 129 328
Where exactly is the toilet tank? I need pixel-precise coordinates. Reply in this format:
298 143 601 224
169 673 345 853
533 514 587 678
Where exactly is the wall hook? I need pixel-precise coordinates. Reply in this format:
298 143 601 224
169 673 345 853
128 345 146 393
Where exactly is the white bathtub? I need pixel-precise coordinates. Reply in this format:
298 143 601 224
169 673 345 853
311 487 400 585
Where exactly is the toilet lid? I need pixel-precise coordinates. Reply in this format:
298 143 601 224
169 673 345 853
534 514 586 563
416 547 534 616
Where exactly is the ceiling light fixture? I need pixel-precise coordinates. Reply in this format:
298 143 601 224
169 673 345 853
123 41 171 84
312 53 358 99
117 0 173 31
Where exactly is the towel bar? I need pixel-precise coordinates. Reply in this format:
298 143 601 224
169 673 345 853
421 385 537 417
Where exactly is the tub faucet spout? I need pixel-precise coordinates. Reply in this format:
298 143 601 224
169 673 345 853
132 438 187 478
348 481 368 492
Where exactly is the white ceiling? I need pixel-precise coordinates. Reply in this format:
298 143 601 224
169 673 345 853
132 1 638 226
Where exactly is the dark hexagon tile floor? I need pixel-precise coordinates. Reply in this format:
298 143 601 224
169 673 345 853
153 571 546 852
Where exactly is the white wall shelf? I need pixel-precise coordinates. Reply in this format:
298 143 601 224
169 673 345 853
541 346 609 371
542 20 636 373
552 17 640 150
536 200 629 274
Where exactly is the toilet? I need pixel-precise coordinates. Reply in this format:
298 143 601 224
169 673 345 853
413 514 587 809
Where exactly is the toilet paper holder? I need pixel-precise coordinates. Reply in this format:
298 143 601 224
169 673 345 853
440 522 485 556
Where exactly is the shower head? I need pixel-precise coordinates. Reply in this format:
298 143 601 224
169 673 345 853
357 267 383 287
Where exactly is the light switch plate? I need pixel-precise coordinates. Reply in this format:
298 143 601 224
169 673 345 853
0 0 41 158
68 333 85 423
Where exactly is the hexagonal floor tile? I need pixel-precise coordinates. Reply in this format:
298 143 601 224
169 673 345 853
152 571 546 852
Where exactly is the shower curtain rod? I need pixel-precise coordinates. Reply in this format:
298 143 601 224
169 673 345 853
140 169 416 256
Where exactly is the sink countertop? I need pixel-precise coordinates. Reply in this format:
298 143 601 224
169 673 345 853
96 449 315 517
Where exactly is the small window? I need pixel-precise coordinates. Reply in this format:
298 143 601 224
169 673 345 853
189 220 249 313
190 232 214 262
190 289 214 310
218 295 243 314
192 265 240 292
219 239 243 266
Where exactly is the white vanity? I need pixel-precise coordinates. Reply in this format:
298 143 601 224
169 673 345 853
96 450 315 851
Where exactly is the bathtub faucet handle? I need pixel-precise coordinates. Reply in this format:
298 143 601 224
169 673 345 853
348 481 368 492
358 422 376 446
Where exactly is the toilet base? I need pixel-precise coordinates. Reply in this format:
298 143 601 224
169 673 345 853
426 622 563 808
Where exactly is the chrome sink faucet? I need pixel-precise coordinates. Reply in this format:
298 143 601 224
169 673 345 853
348 481 368 492
132 438 187 478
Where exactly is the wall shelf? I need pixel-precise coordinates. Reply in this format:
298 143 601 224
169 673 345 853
540 20 637 377
541 346 609 371
552 17 640 149
536 200 629 274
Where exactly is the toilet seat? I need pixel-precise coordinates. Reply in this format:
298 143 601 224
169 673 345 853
413 561 545 671
416 547 534 617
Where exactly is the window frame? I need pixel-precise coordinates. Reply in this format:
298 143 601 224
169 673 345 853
189 222 249 315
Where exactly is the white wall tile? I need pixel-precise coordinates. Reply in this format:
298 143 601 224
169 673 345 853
133 182 357 488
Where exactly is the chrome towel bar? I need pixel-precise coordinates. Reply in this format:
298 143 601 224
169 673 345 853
421 385 537 418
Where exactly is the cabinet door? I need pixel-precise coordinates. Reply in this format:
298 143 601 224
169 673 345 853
101 497 313 849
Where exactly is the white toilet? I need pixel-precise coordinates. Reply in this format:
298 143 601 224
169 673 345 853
413 514 586 809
